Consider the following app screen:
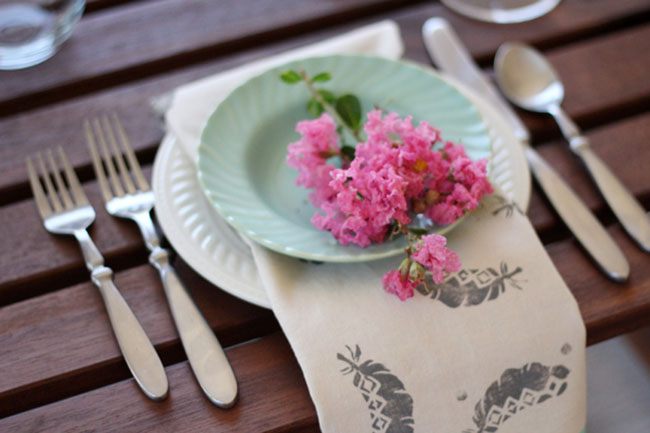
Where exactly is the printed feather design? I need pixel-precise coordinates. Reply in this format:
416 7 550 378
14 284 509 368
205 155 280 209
491 195 524 218
464 362 570 433
417 262 523 308
338 345 414 433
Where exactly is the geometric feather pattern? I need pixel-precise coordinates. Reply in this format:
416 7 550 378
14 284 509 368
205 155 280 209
490 195 524 218
417 262 524 308
463 362 571 433
338 345 414 433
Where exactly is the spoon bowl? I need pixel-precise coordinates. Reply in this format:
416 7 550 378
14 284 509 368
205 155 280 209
494 42 564 113
494 41 650 254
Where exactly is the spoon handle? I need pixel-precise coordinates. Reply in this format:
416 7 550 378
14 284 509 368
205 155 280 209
549 106 650 252
525 147 629 282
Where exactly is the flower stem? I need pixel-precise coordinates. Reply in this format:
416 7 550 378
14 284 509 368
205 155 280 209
300 70 363 143
396 221 418 258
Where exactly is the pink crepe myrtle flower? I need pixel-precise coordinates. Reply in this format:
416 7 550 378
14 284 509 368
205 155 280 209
412 234 461 284
286 109 492 301
382 269 417 301
286 113 340 190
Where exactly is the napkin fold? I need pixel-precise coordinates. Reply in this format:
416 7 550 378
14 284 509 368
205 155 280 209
165 20 403 163
160 20 586 433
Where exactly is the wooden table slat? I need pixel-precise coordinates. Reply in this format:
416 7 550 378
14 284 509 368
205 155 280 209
1 220 648 418
0 333 319 433
2 109 649 302
2 11 650 198
1 0 649 427
0 0 417 113
0 0 649 117
0 260 275 417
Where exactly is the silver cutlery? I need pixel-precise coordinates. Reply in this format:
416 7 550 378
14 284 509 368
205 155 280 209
26 147 169 401
85 114 238 408
494 42 650 253
422 17 630 282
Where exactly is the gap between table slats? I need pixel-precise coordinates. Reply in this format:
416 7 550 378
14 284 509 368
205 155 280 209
0 0 648 118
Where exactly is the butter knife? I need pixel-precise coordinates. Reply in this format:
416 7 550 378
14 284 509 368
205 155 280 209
422 17 629 282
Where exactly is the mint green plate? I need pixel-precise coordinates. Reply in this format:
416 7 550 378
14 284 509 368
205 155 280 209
198 54 491 262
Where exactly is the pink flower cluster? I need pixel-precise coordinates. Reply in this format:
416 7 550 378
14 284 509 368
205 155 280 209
413 234 462 284
286 113 341 200
286 110 492 300
383 234 461 300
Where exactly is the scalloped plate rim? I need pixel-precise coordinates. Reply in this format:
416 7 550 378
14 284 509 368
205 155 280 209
196 54 493 262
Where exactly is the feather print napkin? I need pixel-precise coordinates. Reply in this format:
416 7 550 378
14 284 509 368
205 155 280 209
251 193 586 433
160 20 587 433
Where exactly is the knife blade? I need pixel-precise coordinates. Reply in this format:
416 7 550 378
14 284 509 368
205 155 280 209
422 17 629 282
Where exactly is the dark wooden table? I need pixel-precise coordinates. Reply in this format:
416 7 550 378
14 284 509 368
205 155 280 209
1 0 649 431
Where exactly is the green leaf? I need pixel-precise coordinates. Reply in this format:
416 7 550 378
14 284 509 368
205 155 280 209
280 70 301 83
318 89 336 104
306 98 324 117
341 145 356 161
407 227 429 236
312 72 332 82
335 94 362 130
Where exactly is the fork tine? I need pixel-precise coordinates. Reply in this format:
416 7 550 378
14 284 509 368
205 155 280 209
93 118 125 197
112 114 150 191
46 149 74 210
59 146 89 206
35 152 63 213
85 120 113 203
26 156 53 219
103 115 136 194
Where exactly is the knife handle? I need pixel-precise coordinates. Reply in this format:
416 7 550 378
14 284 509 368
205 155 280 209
524 146 629 281
549 106 650 252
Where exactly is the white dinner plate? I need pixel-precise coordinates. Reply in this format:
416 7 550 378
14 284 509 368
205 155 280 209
152 73 531 309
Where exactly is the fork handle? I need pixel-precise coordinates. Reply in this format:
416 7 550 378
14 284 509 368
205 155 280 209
90 266 169 401
149 247 238 408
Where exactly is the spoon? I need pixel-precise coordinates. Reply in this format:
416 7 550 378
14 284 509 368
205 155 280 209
495 42 650 253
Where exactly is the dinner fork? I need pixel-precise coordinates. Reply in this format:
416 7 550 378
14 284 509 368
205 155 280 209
26 148 169 401
85 114 238 408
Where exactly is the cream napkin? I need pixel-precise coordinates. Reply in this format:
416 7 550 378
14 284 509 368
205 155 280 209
165 20 403 163
161 20 586 433
251 197 586 433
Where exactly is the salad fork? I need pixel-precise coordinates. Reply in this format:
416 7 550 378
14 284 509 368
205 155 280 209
26 147 168 401
85 114 238 408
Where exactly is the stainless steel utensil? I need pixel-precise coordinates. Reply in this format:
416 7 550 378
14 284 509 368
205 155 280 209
26 147 169 401
422 17 630 282
494 42 650 253
85 114 238 408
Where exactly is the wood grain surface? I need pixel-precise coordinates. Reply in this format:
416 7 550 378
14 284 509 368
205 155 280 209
0 0 648 430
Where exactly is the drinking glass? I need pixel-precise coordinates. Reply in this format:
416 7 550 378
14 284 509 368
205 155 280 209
0 0 85 70
441 0 561 24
